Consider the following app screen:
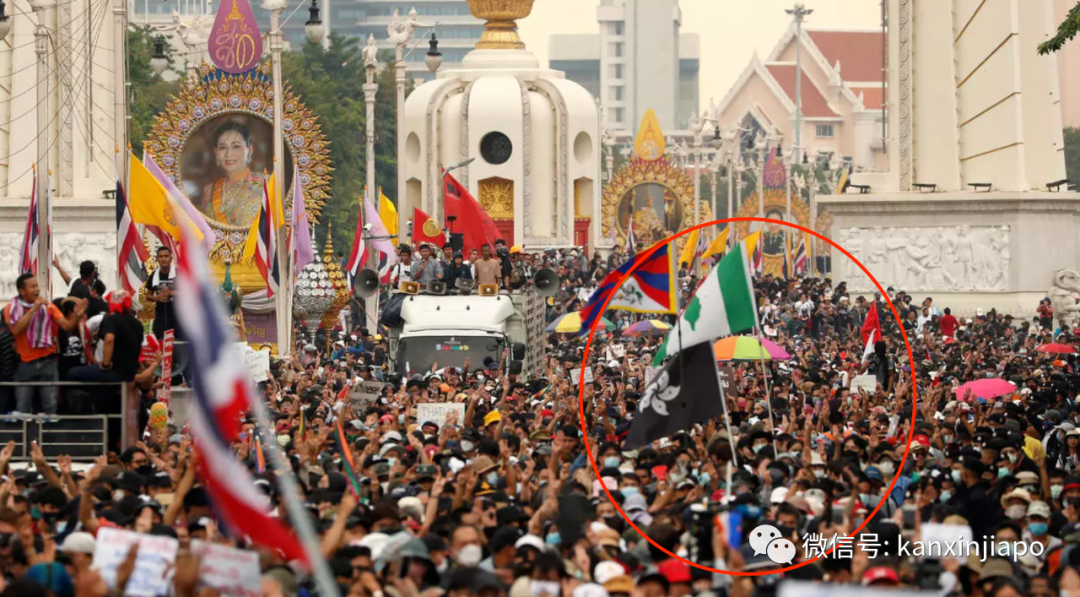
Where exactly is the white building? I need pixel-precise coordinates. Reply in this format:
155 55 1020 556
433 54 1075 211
548 0 698 135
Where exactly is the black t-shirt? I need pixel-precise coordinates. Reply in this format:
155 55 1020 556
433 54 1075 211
101 312 144 381
58 328 85 377
145 270 176 333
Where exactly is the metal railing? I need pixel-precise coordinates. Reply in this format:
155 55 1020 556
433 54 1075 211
0 381 132 460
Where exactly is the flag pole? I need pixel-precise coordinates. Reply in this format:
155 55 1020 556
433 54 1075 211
250 395 341 597
753 328 779 458
712 356 739 469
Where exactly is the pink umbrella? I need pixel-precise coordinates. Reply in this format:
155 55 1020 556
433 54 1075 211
953 378 1017 400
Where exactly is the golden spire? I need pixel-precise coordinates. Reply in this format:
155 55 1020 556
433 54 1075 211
468 0 534 50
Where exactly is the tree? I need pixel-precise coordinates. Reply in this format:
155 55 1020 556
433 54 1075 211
1065 128 1080 188
1038 1 1080 54
128 26 182 152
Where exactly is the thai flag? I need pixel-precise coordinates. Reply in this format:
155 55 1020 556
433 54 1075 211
19 170 38 276
174 215 307 565
115 181 149 295
751 234 764 276
625 214 637 256
344 198 369 291
793 234 808 276
253 180 280 298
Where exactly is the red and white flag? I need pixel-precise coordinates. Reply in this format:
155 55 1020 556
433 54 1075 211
252 181 280 298
861 301 883 362
344 197 369 291
19 169 39 276
115 180 150 295
174 213 307 565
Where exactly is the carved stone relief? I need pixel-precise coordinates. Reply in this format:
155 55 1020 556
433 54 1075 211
838 225 1010 292
0 231 118 298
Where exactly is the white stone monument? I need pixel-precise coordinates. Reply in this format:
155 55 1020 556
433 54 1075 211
820 0 1080 316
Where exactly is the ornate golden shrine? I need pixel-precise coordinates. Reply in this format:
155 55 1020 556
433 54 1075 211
601 110 711 253
478 177 515 219
145 61 332 292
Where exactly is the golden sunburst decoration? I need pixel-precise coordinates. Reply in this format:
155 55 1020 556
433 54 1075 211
146 60 333 264
600 157 712 255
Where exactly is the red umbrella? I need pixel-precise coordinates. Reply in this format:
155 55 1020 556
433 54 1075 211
1037 343 1076 354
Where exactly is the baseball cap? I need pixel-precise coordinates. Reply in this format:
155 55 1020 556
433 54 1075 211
657 559 691 584
862 566 899 586
60 532 96 554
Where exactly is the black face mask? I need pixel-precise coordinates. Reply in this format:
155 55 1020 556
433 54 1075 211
604 516 625 534
136 465 155 477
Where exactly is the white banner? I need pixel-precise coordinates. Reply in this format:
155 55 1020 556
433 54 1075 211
93 528 178 597
191 540 261 597
416 402 466 427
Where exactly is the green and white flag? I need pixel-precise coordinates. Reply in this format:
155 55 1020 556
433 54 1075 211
654 240 758 364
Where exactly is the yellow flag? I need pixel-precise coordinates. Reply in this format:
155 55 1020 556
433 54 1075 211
379 188 398 236
633 109 666 162
743 230 763 257
679 228 700 269
703 226 731 259
241 208 262 262
128 153 203 242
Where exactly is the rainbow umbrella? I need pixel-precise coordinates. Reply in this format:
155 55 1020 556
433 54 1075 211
546 312 614 334
622 320 671 337
712 336 792 361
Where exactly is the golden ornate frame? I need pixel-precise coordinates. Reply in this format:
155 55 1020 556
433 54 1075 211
146 61 332 264
600 157 712 253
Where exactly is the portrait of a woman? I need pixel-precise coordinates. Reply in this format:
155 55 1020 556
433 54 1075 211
200 121 267 228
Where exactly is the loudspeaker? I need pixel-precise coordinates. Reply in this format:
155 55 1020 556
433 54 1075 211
449 233 464 252
533 268 558 296
427 281 447 295
400 281 420 295
455 279 475 295
478 283 498 296
511 342 526 360
509 360 523 375
353 270 380 298
154 340 189 377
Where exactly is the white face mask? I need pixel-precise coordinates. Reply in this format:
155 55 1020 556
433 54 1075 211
113 490 125 502
1005 504 1027 520
530 580 560 597
878 461 895 476
455 544 483 567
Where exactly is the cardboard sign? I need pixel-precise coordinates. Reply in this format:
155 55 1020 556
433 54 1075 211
349 381 385 410
191 540 261 597
850 374 878 397
611 344 625 358
156 330 174 404
93 528 178 597
570 367 594 386
716 365 735 391
416 402 466 427
245 349 271 383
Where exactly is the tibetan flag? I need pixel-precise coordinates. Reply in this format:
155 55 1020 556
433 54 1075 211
344 196 369 291
703 226 730 260
412 207 446 248
578 242 676 335
18 169 39 276
115 181 150 295
334 417 362 497
625 342 725 449
653 237 759 363
379 189 398 237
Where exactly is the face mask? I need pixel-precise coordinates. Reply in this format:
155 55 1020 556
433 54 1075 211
455 544 482 567
1029 522 1049 536
388 458 398 469
277 434 291 447
461 441 475 453
603 457 620 468
753 444 766 454
998 467 1010 479
951 470 962 483
545 532 561 545
879 461 895 476
1007 453 1018 464
911 472 922 482
942 435 953 444
113 490 125 502
380 481 390 494
1005 505 1027 520
699 473 711 485
1052 485 1064 499
531 580 560 597
813 469 825 479
621 487 639 497
940 490 952 502
859 493 875 505
486 472 499 485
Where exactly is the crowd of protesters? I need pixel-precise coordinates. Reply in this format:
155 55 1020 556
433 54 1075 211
0 238 1078 597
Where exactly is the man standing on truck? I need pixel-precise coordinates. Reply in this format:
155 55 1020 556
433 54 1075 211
411 243 444 285
390 245 415 287
475 244 501 288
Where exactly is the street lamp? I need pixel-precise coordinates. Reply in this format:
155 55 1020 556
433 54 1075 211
305 0 324 45
424 32 442 74
150 34 167 76
0 1 11 41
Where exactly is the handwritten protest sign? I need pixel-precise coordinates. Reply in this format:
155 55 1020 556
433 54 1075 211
850 374 878 397
417 402 466 427
245 349 271 383
611 344 625 358
191 541 261 597
93 528 178 597
349 381 384 410
570 367 594 386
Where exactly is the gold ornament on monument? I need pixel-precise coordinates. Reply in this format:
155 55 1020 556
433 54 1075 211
319 224 350 332
468 0 534 50
136 232 158 324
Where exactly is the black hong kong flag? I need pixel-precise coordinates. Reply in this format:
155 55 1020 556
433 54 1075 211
624 342 725 449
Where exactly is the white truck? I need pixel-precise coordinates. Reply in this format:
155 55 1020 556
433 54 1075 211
385 290 547 379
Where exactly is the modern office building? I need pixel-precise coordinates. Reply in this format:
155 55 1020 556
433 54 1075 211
548 0 699 136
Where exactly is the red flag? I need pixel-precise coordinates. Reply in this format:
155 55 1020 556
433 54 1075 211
443 172 501 253
412 207 446 248
861 302 882 362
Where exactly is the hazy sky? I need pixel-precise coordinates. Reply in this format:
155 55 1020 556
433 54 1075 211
517 0 883 110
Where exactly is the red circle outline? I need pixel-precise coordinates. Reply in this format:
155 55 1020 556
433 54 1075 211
576 217 918 576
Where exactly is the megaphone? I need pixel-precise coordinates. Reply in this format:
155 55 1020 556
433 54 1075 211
455 279 475 295
533 268 558 297
427 281 447 295
353 270 380 298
